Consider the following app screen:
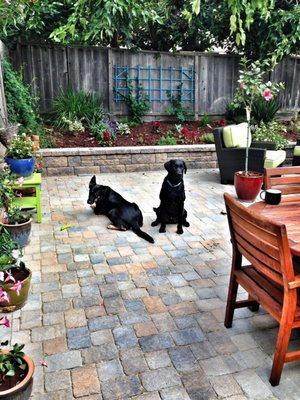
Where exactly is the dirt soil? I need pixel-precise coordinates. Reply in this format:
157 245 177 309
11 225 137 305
46 120 298 148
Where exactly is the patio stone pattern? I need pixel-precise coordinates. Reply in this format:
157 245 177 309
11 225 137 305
9 168 300 399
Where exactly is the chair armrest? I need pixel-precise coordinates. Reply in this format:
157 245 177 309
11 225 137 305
288 276 300 289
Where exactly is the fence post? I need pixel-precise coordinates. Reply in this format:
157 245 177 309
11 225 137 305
107 48 113 115
194 54 199 120
0 42 7 127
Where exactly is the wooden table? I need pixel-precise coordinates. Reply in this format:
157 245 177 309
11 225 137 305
249 200 300 257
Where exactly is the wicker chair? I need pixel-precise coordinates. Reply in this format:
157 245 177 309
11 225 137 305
292 139 300 166
213 128 266 184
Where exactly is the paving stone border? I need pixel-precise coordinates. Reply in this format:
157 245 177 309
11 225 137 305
39 144 218 176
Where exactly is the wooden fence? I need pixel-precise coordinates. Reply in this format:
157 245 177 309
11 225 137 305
0 42 7 126
9 44 300 118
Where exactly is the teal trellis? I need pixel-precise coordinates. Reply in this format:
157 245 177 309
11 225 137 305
113 65 195 103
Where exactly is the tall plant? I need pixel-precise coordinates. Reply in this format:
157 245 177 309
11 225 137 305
233 57 284 174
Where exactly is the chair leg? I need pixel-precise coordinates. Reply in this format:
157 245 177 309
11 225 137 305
224 273 238 328
269 321 293 386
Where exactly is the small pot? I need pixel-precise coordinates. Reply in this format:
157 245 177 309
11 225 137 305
0 267 32 313
4 158 35 177
0 353 34 399
0 219 32 248
234 171 264 202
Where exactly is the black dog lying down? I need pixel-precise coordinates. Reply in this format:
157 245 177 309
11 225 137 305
88 176 154 243
152 159 189 234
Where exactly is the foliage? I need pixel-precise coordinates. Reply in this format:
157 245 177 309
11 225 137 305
90 120 116 146
0 343 26 380
199 114 211 127
2 58 46 144
180 126 198 143
0 169 29 225
252 121 287 150
5 133 34 159
252 96 280 124
166 85 193 123
119 80 150 124
117 122 131 136
53 87 103 130
0 228 20 268
61 117 85 133
225 100 246 124
201 132 214 143
156 131 177 145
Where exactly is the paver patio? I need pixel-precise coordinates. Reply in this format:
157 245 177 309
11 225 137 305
4 168 300 399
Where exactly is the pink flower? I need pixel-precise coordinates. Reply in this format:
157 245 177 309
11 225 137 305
5 271 15 283
12 281 22 296
263 88 273 101
0 288 10 303
17 177 25 186
0 272 4 282
16 191 23 198
0 317 10 328
239 83 246 89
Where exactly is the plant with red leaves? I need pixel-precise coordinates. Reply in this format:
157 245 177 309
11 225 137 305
103 131 111 141
218 118 226 127
152 121 161 134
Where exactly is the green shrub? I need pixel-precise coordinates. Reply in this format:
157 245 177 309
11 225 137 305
2 58 48 146
199 114 212 127
166 85 193 123
201 132 214 143
252 121 288 150
121 80 150 124
53 87 103 129
225 100 246 124
251 96 280 124
156 131 177 145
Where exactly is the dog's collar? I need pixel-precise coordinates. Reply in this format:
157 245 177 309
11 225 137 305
166 179 182 188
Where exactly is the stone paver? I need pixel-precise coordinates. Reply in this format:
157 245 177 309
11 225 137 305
18 170 297 399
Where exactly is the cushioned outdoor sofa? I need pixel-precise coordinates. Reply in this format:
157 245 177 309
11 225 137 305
292 139 300 166
213 123 286 184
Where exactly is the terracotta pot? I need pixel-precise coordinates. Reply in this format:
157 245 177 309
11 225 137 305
0 353 34 399
0 219 32 248
0 267 32 313
234 171 263 202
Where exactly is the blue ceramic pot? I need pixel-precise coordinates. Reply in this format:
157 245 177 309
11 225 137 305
5 157 35 177
0 219 32 248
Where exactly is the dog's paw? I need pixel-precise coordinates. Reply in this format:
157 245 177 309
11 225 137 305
151 221 159 227
176 227 184 235
183 221 190 227
159 227 166 233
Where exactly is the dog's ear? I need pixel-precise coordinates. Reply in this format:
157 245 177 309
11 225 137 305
164 160 172 172
183 161 187 174
89 175 96 187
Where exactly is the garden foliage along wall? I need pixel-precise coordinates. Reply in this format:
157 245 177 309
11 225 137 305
9 44 300 118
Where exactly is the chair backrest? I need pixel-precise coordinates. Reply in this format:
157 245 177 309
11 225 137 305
224 193 294 287
264 166 300 200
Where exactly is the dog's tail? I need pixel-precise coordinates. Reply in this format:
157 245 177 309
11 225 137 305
132 226 154 244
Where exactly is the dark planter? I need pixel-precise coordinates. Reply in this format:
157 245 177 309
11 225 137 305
0 353 34 399
0 267 32 313
0 219 32 248
234 171 264 202
251 141 277 150
4 157 35 177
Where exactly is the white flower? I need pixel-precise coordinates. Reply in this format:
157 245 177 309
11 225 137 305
0 272 4 282
12 249 20 259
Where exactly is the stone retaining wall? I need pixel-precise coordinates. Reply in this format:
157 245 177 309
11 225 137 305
39 145 217 176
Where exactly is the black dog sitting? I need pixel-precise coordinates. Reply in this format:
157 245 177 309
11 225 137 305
88 176 154 243
152 159 189 234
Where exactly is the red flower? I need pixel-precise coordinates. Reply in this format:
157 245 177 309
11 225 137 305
218 118 226 127
263 88 273 101
103 131 111 141
181 127 190 136
152 121 161 129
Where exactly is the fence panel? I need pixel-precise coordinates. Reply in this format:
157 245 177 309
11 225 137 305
0 42 7 125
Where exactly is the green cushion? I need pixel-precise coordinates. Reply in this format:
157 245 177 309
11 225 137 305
223 123 250 148
264 150 286 169
294 146 300 156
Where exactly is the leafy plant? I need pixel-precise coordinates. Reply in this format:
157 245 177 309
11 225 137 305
251 96 280 124
117 122 131 135
0 343 26 379
5 133 34 159
156 131 177 145
61 117 85 133
225 100 246 124
53 87 103 130
202 132 214 143
90 120 116 146
0 228 20 268
199 114 211 127
1 58 47 146
118 80 150 124
252 121 287 150
166 85 193 123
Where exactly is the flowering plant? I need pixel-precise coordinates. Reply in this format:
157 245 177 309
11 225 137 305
0 169 29 225
90 119 116 146
5 133 35 160
233 57 284 173
180 126 199 144
116 122 131 136
152 121 161 134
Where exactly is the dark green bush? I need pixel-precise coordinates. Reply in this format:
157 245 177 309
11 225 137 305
252 96 280 124
166 84 193 123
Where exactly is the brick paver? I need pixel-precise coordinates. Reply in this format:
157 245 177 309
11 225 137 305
14 169 298 399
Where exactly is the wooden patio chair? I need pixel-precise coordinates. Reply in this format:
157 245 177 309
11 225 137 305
264 166 300 202
224 192 300 386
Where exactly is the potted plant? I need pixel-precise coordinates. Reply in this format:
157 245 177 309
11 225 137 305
233 57 284 201
0 228 31 313
4 134 35 177
0 169 31 247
